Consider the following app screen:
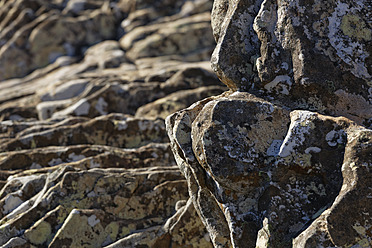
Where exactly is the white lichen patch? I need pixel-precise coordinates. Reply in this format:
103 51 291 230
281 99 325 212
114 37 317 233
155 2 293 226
3 195 24 215
328 1 371 79
115 120 128 131
325 129 346 147
266 139 283 156
68 153 86 162
87 215 100 227
305 147 321 154
264 75 292 95
278 111 316 157
95 97 108 115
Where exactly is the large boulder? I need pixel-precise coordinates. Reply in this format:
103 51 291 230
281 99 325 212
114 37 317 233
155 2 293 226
167 91 372 247
211 0 371 127
166 0 372 247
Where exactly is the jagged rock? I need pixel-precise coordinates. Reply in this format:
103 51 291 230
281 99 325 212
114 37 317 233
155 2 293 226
0 165 188 247
165 0 372 247
0 0 222 247
0 143 175 171
120 12 215 61
166 91 372 247
0 114 168 152
136 86 226 119
106 198 213 248
211 0 372 127
0 1 120 81
293 128 372 247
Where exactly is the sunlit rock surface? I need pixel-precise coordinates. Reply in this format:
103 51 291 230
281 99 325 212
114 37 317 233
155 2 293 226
166 0 372 247
0 0 227 247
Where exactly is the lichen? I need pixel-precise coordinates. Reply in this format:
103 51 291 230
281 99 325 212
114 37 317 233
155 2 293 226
25 221 52 245
341 14 371 41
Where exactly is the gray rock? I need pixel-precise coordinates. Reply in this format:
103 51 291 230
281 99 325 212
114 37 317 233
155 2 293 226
211 0 372 127
166 0 372 247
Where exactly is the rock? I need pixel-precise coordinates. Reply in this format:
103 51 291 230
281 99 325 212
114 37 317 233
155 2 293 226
165 0 372 247
161 66 224 94
0 165 188 247
120 12 215 61
167 91 372 247
107 198 213 248
136 86 226 119
293 128 372 247
211 0 372 127
0 114 169 152
0 0 221 246
0 2 120 81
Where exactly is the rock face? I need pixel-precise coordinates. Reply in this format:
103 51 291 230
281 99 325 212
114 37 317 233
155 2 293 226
0 0 227 247
211 0 371 127
166 0 372 247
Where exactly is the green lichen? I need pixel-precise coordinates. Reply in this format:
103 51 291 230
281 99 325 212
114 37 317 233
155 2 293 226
31 139 37 149
120 224 136 237
341 14 372 41
105 222 119 241
25 221 52 245
56 207 69 225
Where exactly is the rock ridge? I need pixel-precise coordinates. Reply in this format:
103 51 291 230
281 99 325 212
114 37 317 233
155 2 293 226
0 0 226 247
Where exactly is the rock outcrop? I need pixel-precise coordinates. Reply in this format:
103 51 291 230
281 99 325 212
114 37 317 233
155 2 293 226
166 0 372 247
1 0 371 247
0 0 226 247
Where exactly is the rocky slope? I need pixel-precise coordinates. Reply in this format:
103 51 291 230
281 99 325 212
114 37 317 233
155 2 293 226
1 0 371 247
0 0 226 247
166 0 372 247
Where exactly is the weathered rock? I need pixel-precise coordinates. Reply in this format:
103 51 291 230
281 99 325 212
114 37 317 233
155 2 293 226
0 1 223 247
293 128 372 247
211 0 372 127
0 165 188 247
136 86 226 119
0 114 168 152
165 0 372 247
166 91 372 247
120 12 215 61
0 2 120 81
107 198 213 248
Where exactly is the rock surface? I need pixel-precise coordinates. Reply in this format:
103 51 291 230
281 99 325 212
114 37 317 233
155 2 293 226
0 0 226 247
1 0 371 247
166 0 372 247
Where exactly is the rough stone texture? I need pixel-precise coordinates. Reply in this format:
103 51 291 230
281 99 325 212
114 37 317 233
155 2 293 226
167 91 372 247
166 0 372 247
211 0 372 128
0 0 225 247
2 0 370 247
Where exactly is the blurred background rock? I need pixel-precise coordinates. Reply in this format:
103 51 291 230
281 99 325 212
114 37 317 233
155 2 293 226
0 0 225 247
